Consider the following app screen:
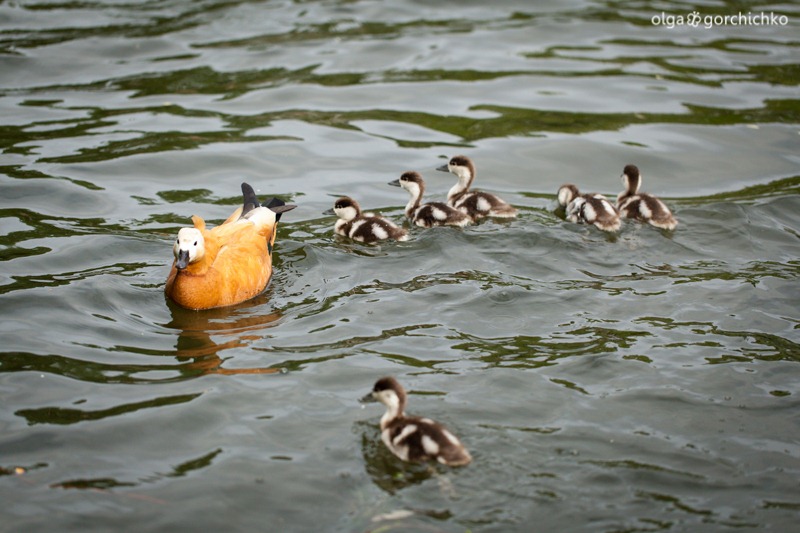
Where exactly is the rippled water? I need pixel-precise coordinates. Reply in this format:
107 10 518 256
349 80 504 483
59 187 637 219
2 1 799 531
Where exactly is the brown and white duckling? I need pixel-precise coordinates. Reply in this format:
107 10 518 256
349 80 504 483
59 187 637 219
616 164 677 231
436 155 517 220
326 197 408 243
361 376 472 466
388 171 473 228
557 184 621 232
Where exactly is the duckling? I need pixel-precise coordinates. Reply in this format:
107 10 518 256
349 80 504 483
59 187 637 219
327 196 408 243
436 155 517 219
165 183 296 310
616 164 677 230
361 376 472 466
388 171 473 228
557 184 621 232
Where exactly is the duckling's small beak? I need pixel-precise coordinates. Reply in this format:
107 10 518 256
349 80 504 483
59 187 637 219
387 179 400 187
322 208 334 216
436 164 449 173
176 249 190 269
360 392 377 404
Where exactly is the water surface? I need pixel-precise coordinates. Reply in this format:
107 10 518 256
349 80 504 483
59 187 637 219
1 1 799 531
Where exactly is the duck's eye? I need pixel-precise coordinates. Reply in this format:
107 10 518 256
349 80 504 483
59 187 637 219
176 238 179 244
193 241 198 246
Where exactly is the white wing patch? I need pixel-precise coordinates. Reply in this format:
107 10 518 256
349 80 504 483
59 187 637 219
393 424 417 446
441 428 461 446
382 430 410 461
582 202 597 223
476 196 492 213
350 219 367 235
372 223 389 241
432 207 448 221
599 199 616 215
638 201 652 220
421 435 440 456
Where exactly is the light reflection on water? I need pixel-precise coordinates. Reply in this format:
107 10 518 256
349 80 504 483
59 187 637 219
1 0 799 531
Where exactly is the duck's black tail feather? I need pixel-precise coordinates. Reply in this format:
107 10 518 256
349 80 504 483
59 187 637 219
241 182 261 216
241 183 297 222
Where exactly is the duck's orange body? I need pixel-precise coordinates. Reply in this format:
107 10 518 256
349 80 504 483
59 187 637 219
165 183 295 310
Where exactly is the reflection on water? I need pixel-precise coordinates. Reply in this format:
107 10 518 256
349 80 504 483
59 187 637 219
164 291 285 376
1 0 799 531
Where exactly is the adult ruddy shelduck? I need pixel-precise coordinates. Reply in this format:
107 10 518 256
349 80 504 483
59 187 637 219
165 183 296 310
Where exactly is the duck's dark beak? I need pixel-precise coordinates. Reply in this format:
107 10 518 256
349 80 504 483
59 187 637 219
360 392 377 404
436 164 449 173
387 179 400 187
176 250 190 269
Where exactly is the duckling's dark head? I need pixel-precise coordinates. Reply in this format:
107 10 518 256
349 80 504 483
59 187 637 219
328 196 361 220
557 184 580 207
362 376 406 409
622 164 641 193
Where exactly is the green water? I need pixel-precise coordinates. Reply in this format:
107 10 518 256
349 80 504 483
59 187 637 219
1 1 799 531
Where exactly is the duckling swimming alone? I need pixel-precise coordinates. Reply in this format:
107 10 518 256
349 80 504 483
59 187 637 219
388 171 473 228
165 183 296 310
616 164 677 231
327 196 408 243
557 183 621 232
436 155 517 220
361 376 472 466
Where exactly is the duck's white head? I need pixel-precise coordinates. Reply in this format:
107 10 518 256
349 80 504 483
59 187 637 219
173 227 204 269
332 196 361 221
621 164 642 194
557 184 580 207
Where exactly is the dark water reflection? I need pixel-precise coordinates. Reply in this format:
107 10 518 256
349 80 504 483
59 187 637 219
2 0 800 531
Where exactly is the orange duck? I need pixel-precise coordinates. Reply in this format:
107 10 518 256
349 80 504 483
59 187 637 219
165 183 296 310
